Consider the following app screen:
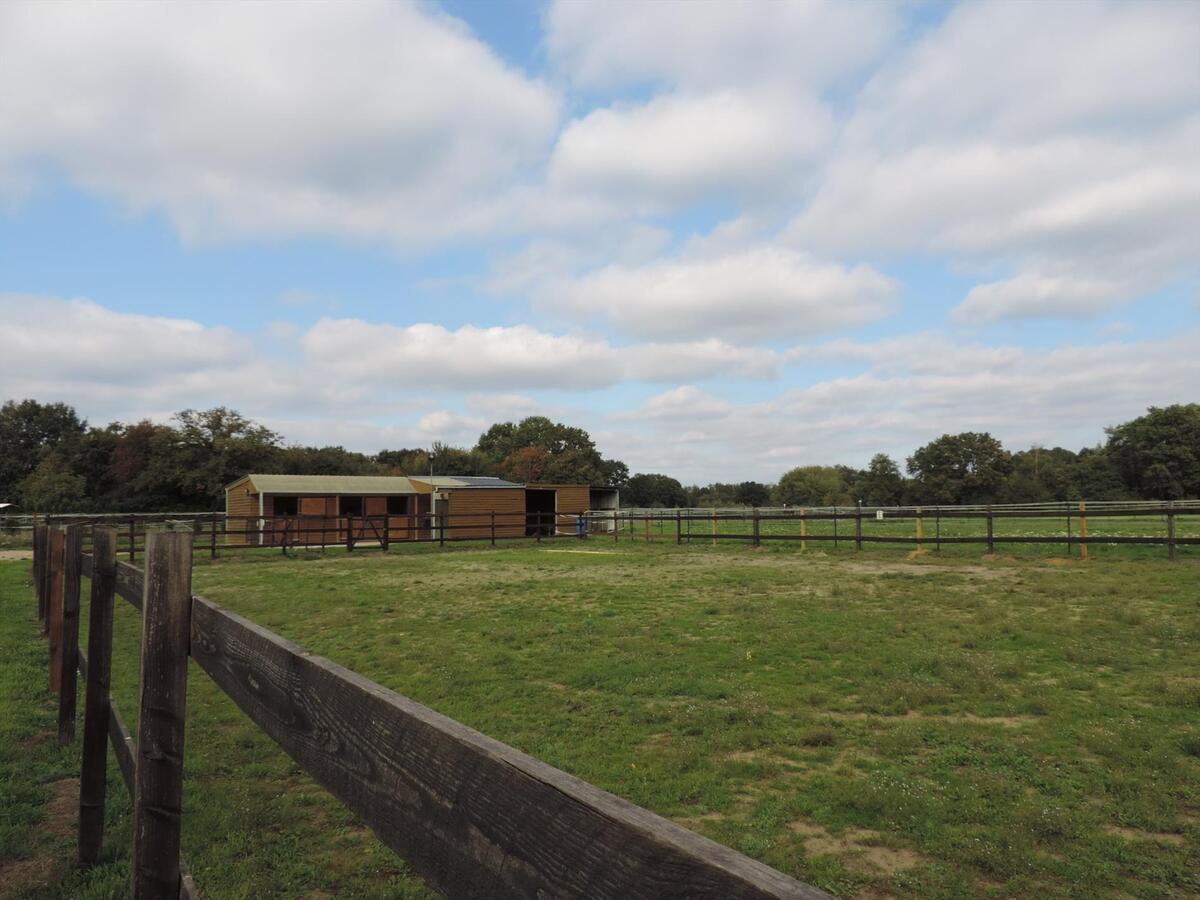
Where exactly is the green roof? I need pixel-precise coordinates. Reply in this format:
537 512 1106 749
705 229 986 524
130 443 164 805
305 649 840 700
234 475 419 495
229 474 524 494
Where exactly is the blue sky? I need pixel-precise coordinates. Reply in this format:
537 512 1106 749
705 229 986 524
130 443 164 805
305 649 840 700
1 0 1197 482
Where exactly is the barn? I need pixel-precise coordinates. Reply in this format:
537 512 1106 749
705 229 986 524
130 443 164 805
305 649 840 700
224 474 612 545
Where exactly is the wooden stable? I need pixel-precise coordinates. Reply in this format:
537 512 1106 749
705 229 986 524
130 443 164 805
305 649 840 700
224 474 604 546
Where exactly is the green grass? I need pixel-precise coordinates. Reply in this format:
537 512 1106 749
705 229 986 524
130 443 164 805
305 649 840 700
2 540 1199 898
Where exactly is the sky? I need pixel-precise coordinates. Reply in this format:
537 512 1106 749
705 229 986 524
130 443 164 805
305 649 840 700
1 0 1198 484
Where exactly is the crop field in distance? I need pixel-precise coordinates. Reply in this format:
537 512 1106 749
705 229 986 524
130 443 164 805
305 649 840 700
2 539 1198 899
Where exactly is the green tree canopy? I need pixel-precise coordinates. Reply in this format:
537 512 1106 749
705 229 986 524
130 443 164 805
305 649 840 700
0 399 86 503
623 473 688 508
172 408 282 508
857 454 906 506
773 466 849 507
906 432 1012 504
1105 404 1200 499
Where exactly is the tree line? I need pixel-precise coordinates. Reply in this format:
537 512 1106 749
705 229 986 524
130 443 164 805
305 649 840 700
622 406 1199 508
0 398 1196 513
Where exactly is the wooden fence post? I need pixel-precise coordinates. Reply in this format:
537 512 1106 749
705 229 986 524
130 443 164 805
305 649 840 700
439 513 446 548
382 515 390 552
346 515 354 553
854 505 862 551
34 524 46 624
676 509 682 545
613 509 619 543
129 515 136 562
58 525 83 743
644 513 649 543
210 515 217 560
1078 500 1088 560
48 528 65 684
799 507 807 551
753 508 761 547
132 528 194 900
1167 500 1176 561
711 509 716 546
833 509 838 550
490 511 496 547
79 526 117 865
916 506 924 553
986 505 994 555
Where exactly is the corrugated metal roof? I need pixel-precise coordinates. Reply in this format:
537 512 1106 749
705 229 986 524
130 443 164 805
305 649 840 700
230 474 524 494
237 475 419 495
409 475 524 489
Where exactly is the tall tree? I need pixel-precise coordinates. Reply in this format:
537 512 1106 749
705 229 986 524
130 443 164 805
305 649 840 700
857 453 906 506
19 452 86 512
907 432 1012 504
734 481 771 507
0 399 86 503
172 408 281 508
773 466 849 506
623 473 688 508
1105 404 1200 499
476 416 615 485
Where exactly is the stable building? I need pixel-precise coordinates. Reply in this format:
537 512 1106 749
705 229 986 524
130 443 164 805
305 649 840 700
224 474 613 545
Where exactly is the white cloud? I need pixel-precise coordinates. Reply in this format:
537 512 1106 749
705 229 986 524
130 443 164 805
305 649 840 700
620 330 1200 482
545 0 896 90
0 0 559 246
561 247 896 342
951 272 1133 324
783 0 1200 323
847 0 1200 146
300 318 780 388
0 295 249 381
548 90 830 207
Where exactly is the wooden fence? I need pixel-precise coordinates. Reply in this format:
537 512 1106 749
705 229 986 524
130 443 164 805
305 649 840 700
610 502 1197 560
9 511 590 560
7 501 1198 561
27 522 829 900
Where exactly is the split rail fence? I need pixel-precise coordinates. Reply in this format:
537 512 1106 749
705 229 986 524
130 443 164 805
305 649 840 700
7 500 1198 563
611 501 1198 560
25 522 829 900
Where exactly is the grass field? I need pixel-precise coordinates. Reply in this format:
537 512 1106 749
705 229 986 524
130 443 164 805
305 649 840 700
2 539 1198 898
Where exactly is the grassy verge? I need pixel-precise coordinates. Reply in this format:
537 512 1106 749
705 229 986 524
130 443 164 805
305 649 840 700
4 542 1199 898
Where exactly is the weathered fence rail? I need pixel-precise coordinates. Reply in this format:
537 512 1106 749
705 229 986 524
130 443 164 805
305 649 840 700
27 523 829 900
615 502 1197 560
8 500 1197 562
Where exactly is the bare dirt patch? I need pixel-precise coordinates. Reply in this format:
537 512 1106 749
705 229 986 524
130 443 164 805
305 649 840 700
1102 825 1186 846
832 560 1014 580
0 550 32 561
0 778 79 899
788 821 926 875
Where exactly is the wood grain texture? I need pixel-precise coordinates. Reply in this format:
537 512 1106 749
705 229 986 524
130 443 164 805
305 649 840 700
132 530 194 900
116 559 145 610
59 526 84 744
80 527 117 865
109 698 136 799
48 529 65 688
190 596 829 900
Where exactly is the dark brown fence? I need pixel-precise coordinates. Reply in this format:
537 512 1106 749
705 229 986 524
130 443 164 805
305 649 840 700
8 511 590 560
8 501 1197 562
27 523 829 900
612 503 1197 560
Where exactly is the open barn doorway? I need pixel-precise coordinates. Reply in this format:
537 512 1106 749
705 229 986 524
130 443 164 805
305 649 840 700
525 489 555 536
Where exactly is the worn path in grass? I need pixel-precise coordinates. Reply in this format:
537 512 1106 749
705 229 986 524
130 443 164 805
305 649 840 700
3 542 1199 898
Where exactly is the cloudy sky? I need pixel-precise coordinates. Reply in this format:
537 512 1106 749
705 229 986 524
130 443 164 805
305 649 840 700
2 0 1197 482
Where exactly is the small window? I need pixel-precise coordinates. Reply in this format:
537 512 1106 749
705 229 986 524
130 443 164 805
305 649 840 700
387 495 410 515
274 496 299 516
338 496 363 516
